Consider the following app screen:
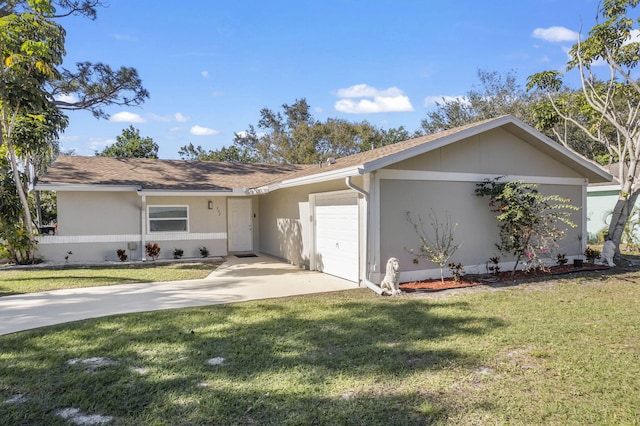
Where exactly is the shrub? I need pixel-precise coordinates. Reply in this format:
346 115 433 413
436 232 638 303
116 249 128 262
406 210 463 283
556 253 568 266
475 178 578 274
584 246 601 264
199 246 209 258
448 262 464 282
145 243 161 261
173 248 184 259
488 256 501 275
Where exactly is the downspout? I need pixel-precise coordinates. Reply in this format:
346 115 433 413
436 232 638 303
140 194 147 261
345 176 384 295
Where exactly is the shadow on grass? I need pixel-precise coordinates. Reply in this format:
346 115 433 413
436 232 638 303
0 295 504 424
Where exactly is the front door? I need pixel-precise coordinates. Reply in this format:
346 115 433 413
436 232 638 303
227 198 253 252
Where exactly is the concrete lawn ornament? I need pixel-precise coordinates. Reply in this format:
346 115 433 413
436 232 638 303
380 257 401 296
602 240 616 267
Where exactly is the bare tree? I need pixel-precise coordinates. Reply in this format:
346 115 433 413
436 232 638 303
527 0 640 257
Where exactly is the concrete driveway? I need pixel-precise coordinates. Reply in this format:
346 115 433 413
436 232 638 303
0 254 357 336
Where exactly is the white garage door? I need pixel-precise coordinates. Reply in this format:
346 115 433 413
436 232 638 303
314 193 359 282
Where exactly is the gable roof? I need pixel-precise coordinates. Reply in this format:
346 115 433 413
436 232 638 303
261 115 612 189
38 115 612 193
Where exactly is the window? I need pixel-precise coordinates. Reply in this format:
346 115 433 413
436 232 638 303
148 206 188 232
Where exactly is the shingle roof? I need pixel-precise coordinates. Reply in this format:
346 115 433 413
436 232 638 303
39 116 612 191
39 156 317 191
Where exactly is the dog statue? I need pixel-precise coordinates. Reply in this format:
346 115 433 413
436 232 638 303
380 257 401 296
602 240 616 267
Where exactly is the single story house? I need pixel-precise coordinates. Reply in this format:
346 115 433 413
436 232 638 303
37 115 611 285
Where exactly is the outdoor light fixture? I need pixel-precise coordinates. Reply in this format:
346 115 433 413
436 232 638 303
208 200 213 210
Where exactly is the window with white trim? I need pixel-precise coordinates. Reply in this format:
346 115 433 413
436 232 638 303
148 205 189 232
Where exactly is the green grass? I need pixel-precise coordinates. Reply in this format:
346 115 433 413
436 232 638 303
0 261 221 296
1 270 639 424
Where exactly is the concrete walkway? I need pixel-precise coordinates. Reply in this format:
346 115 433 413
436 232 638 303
0 254 357 335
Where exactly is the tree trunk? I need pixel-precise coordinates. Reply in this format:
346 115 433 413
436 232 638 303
607 188 640 258
6 140 37 263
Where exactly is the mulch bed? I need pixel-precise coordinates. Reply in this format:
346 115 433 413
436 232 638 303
399 263 611 292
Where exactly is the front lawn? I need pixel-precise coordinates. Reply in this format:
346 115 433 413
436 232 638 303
0 260 221 296
1 271 639 424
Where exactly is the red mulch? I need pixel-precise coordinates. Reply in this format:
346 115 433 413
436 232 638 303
399 263 610 292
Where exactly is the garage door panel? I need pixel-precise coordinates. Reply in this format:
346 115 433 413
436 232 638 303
314 194 358 282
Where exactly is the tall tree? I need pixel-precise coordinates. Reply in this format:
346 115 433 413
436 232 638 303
0 0 148 263
178 143 255 162
233 98 318 164
0 2 66 262
527 0 640 257
97 125 158 158
231 98 407 164
421 69 536 134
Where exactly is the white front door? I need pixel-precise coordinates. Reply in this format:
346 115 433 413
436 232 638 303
227 198 253 252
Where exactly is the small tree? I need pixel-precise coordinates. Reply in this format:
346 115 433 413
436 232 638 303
475 178 578 274
406 210 463 283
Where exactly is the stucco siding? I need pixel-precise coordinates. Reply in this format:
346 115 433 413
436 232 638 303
379 179 583 279
38 192 232 262
57 191 141 235
258 178 361 267
389 128 583 178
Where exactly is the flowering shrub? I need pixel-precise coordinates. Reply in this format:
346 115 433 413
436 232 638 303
584 246 601 264
145 243 160 261
475 178 578 274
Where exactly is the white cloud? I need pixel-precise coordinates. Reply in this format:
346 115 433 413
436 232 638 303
625 29 640 44
532 26 579 43
150 112 190 122
334 84 414 114
211 91 224 97
111 111 146 123
174 112 189 122
190 125 219 136
336 84 403 98
89 138 115 151
423 95 468 107
54 93 79 104
201 71 209 78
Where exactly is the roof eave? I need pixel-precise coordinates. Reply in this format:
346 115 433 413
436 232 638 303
136 188 246 196
249 166 363 194
35 183 141 192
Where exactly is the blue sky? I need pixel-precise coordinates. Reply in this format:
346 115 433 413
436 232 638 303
56 0 600 159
